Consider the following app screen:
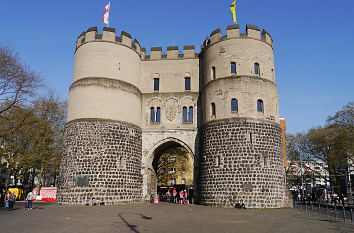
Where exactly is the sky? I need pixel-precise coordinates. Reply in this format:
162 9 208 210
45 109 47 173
0 0 353 134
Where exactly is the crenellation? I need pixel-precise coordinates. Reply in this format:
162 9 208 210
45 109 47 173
246 24 261 40
121 31 132 47
210 28 221 44
85 27 97 42
133 39 141 55
102 27 116 41
261 29 273 46
150 47 162 60
167 46 179 59
226 24 240 38
183 45 195 58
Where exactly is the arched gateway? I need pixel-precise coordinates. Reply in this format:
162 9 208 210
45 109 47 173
57 24 289 208
142 137 196 201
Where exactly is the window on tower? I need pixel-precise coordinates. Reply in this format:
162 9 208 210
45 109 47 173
211 103 216 117
211 66 216 79
188 107 193 122
254 63 260 75
183 107 188 122
257 99 264 113
231 98 238 112
231 62 237 74
156 107 161 123
150 107 155 122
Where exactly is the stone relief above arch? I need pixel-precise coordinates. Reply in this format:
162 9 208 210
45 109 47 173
165 98 178 121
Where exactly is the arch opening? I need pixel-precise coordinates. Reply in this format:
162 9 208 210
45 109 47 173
146 140 194 203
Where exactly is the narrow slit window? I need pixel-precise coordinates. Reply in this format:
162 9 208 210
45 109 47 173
212 66 216 79
188 107 193 122
231 98 238 112
183 107 188 122
231 62 237 74
156 107 161 123
211 103 216 116
185 77 191 90
154 78 159 91
150 107 155 122
254 63 260 75
257 99 264 113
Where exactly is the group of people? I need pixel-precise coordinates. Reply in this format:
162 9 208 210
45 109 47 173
165 188 189 204
90 197 105 206
0 188 34 211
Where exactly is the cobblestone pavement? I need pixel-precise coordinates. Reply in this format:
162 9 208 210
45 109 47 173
0 202 353 233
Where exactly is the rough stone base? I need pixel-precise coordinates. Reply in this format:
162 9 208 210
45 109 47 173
199 118 286 208
57 119 143 205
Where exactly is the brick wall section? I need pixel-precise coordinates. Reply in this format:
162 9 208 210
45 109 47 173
199 118 285 208
57 119 143 205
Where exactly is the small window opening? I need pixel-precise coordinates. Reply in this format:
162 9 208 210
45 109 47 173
156 107 161 123
183 107 188 122
185 77 191 90
254 63 260 75
154 78 159 91
211 103 216 117
231 62 237 74
211 66 216 79
231 98 238 112
257 99 264 113
188 107 193 122
150 107 155 122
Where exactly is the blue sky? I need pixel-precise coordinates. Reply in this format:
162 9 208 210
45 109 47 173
0 0 353 134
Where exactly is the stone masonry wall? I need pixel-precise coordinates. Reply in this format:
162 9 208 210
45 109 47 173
57 119 143 205
199 118 285 208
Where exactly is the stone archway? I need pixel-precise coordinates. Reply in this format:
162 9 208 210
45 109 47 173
142 137 194 201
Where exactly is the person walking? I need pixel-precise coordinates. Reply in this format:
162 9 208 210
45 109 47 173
179 190 184 204
0 189 5 207
172 188 177 203
8 191 16 211
26 190 34 210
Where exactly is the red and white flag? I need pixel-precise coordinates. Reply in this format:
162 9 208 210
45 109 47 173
103 2 110 25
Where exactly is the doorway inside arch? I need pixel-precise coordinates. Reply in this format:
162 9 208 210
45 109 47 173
149 143 194 203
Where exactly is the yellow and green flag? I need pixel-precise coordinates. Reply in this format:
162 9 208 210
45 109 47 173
230 1 237 24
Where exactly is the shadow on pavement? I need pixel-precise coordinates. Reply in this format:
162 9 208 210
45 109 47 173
118 212 152 233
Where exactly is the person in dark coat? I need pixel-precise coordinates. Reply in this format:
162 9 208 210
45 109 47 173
8 191 16 211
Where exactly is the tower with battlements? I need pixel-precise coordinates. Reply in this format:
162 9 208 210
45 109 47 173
57 24 287 208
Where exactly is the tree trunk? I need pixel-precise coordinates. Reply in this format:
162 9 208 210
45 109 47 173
4 166 10 188
36 163 45 196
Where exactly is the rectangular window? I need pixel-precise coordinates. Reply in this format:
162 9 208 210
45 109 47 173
231 62 236 74
188 107 193 122
185 77 191 91
169 157 176 163
150 107 155 122
156 107 161 123
169 168 176 173
170 178 176 185
154 78 159 91
212 67 216 79
182 179 186 184
211 103 216 116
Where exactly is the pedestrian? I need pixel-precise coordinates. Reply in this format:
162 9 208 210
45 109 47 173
26 190 34 210
91 197 97 206
8 191 16 211
179 190 184 204
235 199 246 209
184 190 188 204
172 188 177 203
99 198 105 205
0 189 5 207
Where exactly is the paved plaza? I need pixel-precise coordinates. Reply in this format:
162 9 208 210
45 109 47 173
0 202 353 233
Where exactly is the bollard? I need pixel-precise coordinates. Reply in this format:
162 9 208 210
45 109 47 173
305 202 308 212
334 205 337 219
319 202 321 214
311 202 313 212
343 207 346 222
351 209 353 224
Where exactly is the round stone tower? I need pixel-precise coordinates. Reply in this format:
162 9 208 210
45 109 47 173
198 24 285 208
57 27 143 205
